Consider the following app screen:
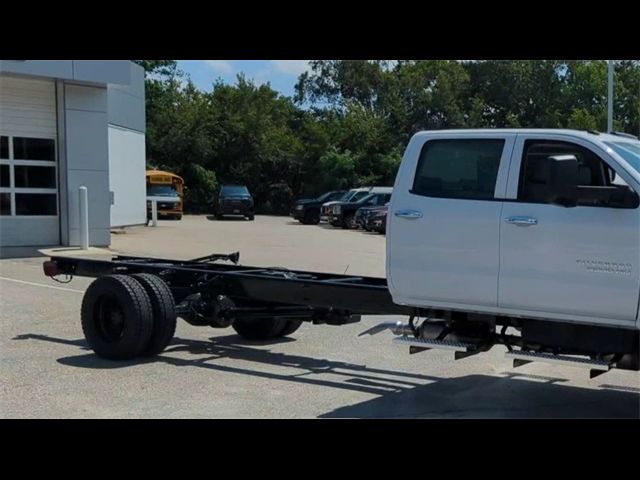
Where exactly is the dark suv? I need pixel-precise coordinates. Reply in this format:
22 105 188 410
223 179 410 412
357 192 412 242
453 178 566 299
290 190 346 224
215 185 255 220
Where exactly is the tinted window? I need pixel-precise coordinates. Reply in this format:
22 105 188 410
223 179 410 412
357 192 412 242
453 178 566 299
0 136 8 159
13 137 56 161
379 193 392 205
15 193 57 215
357 194 375 205
147 185 179 197
519 140 624 206
351 191 370 202
326 191 346 201
0 164 9 187
221 185 249 195
316 191 333 202
14 166 56 188
413 139 504 200
341 190 357 201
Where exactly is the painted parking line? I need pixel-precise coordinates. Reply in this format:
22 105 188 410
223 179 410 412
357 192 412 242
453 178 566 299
0 276 84 294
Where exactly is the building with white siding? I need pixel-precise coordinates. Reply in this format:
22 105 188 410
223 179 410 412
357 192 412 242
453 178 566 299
0 60 146 253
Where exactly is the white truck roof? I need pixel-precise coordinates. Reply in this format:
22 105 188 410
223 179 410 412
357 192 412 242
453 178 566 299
412 128 638 146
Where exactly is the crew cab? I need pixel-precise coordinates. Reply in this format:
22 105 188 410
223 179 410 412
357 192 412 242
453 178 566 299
386 129 640 373
331 189 392 229
215 185 255 220
291 190 346 224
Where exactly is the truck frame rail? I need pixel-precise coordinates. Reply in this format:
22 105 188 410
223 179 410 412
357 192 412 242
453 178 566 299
46 252 411 317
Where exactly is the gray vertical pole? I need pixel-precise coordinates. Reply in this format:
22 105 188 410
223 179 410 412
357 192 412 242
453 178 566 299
607 60 614 133
79 186 89 250
151 200 158 227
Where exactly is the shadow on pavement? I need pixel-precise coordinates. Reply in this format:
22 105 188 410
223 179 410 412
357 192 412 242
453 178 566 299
320 371 640 418
0 246 49 259
205 216 249 221
16 332 640 418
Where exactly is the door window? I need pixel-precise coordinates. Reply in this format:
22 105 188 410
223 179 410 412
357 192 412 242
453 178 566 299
518 140 636 208
412 139 505 200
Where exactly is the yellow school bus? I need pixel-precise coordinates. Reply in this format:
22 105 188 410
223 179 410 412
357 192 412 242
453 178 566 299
146 170 184 220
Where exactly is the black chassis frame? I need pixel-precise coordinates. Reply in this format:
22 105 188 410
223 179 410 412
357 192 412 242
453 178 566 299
45 252 639 368
47 252 412 327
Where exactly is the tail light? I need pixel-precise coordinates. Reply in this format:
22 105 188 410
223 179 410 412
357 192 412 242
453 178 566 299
43 260 60 277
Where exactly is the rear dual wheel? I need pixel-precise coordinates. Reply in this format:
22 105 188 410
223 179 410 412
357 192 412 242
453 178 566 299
81 274 176 360
232 317 303 340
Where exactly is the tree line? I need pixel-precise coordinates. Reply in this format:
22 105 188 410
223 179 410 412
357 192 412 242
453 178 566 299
135 60 640 214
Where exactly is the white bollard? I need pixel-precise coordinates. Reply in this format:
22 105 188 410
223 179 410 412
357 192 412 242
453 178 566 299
151 200 158 227
79 186 89 250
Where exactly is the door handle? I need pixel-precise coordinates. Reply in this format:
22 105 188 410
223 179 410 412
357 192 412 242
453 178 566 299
505 216 538 226
394 209 423 219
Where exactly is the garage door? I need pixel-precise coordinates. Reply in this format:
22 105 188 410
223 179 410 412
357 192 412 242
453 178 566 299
0 75 60 247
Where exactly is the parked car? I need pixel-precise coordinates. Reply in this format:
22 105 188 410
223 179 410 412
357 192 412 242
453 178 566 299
367 206 388 234
357 203 389 230
320 187 391 222
215 184 254 220
355 203 387 230
319 188 368 222
330 191 392 229
290 190 346 224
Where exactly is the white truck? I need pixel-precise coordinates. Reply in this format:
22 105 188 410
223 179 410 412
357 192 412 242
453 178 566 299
44 129 640 377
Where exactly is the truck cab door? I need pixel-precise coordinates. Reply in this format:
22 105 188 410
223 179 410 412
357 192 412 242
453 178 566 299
387 132 515 310
499 134 640 325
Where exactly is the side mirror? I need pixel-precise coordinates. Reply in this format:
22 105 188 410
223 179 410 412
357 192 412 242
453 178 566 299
548 154 579 207
610 186 640 209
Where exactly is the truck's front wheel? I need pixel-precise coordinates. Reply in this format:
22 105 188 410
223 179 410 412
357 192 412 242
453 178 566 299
232 318 302 340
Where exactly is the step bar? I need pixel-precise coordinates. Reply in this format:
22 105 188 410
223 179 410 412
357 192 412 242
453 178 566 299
505 350 615 378
392 336 473 352
393 335 616 378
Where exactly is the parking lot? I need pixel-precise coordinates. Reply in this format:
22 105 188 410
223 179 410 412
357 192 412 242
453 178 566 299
1 215 639 418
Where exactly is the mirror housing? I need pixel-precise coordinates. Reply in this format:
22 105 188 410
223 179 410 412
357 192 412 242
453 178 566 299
548 154 579 207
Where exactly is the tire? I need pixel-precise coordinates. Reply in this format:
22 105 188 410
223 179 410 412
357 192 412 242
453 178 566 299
175 214 183 221
343 213 356 229
246 214 255 221
279 319 303 336
215 213 224 220
81 275 154 360
130 274 177 356
302 210 320 225
232 317 297 340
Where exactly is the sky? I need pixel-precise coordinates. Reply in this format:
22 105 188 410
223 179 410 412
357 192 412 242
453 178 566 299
177 60 311 98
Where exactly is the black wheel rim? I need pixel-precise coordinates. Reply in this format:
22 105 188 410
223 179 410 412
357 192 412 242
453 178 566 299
94 294 126 343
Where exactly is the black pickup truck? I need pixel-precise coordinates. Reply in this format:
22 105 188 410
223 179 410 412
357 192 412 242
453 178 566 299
290 190 346 224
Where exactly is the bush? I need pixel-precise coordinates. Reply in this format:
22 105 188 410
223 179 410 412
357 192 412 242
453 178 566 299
180 164 218 213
